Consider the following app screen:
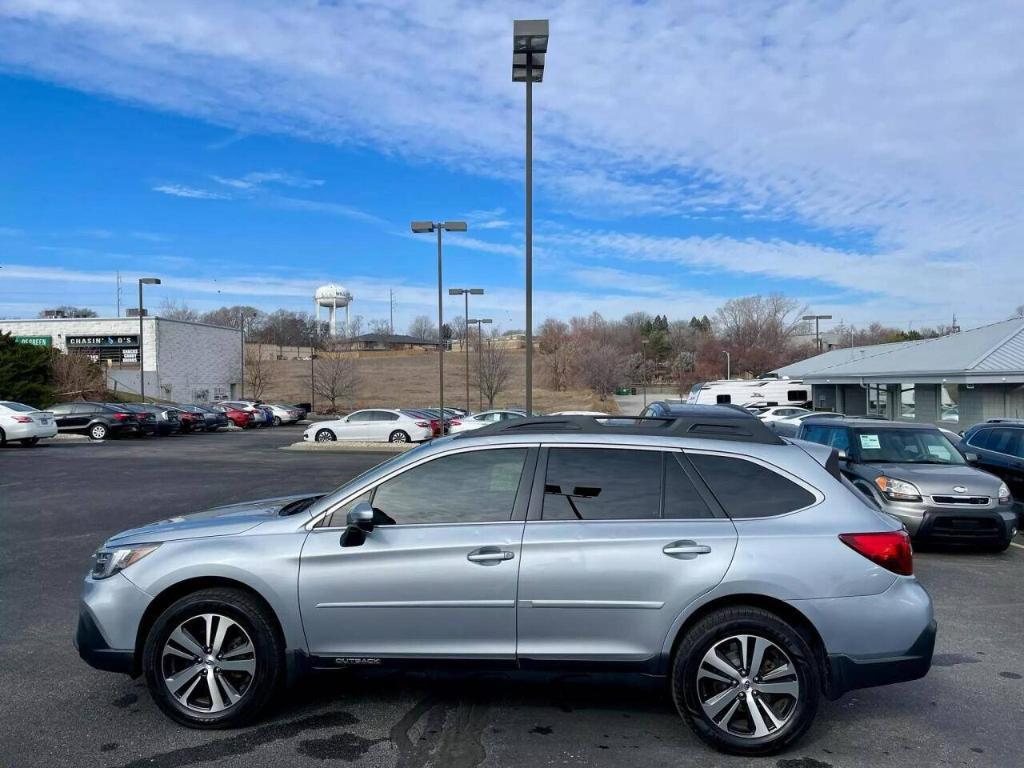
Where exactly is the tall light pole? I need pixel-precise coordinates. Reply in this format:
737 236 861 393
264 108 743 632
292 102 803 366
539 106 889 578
802 314 833 353
722 350 731 381
450 287 484 412
513 19 548 416
239 309 256 400
468 318 492 411
137 277 161 402
412 221 468 426
641 338 649 408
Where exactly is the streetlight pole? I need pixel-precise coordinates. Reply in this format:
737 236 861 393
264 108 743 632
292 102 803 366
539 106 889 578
412 221 468 428
641 338 649 408
137 277 161 401
469 318 492 411
514 19 548 416
723 350 731 381
450 288 484 412
309 327 316 415
802 314 833 353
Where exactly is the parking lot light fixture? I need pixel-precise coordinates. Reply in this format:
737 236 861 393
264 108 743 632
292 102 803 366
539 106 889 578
137 277 161 402
468 317 493 411
412 220 468 427
513 19 548 416
802 314 834 353
450 288 485 411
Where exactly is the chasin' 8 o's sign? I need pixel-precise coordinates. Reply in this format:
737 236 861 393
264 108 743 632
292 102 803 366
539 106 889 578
66 335 139 348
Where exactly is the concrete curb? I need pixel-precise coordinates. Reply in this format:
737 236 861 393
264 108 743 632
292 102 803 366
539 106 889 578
281 441 416 453
44 433 91 443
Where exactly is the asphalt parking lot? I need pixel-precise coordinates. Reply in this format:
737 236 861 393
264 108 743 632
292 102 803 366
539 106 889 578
1 427 1022 768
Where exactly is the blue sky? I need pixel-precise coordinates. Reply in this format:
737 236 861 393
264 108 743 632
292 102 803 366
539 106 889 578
1 1 1022 333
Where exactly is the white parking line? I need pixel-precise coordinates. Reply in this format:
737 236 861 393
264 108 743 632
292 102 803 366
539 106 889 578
1010 541 1024 550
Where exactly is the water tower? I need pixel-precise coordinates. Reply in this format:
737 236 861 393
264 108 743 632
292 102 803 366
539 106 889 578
315 284 353 337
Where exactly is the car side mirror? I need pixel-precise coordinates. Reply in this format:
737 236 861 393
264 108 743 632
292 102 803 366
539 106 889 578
836 449 848 461
340 501 375 548
964 452 979 463
347 501 375 532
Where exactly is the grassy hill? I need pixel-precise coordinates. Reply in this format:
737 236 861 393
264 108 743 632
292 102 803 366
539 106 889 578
255 347 618 415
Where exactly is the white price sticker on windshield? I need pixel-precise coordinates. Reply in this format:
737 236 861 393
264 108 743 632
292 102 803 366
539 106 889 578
859 434 881 450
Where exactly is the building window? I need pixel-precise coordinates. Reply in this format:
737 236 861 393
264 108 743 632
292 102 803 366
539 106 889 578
900 383 915 420
941 384 959 424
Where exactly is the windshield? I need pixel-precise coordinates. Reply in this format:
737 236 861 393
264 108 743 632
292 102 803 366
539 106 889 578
854 428 964 465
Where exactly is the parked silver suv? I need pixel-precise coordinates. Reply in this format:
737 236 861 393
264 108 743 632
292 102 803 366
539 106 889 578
75 409 935 755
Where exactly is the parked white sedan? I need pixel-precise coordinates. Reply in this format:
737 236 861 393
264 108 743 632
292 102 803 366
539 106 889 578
303 409 434 444
756 406 810 424
0 401 58 446
448 409 527 434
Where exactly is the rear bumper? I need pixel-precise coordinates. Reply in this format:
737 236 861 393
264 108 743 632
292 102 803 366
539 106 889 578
826 619 936 699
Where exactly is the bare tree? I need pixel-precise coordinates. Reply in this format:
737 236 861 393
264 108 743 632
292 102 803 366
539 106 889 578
38 305 97 318
1014 304 1024 318
575 343 625 401
245 346 274 400
308 348 360 413
474 338 514 409
158 299 200 322
408 315 437 341
50 351 104 400
367 318 392 334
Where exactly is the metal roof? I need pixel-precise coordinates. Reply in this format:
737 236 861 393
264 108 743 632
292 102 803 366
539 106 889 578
771 341 917 378
782 318 1024 384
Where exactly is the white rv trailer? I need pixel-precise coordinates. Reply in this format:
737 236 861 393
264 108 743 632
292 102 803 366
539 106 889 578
685 378 810 408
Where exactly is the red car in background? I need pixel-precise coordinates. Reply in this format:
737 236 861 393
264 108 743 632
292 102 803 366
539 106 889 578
210 404 252 428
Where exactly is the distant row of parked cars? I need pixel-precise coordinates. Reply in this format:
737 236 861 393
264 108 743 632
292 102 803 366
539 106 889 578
0 399 307 445
303 407 529 443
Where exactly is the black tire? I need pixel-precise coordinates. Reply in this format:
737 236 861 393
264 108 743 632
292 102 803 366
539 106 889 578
142 588 283 729
315 429 336 442
88 423 109 441
671 606 820 756
389 430 410 443
0 427 6 447
19 437 40 447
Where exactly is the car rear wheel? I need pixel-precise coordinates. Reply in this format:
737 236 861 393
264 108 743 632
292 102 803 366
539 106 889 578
672 606 820 756
19 437 40 447
389 430 410 443
143 588 282 729
315 429 336 442
89 423 109 441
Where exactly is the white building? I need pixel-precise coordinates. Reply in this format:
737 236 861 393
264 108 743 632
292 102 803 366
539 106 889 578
1 316 242 402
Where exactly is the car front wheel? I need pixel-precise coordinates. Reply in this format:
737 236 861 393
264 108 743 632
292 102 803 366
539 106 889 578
89 423 109 440
142 588 282 729
315 429 336 442
672 606 820 756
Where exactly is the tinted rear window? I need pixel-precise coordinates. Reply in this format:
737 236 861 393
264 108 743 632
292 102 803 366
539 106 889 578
688 453 816 518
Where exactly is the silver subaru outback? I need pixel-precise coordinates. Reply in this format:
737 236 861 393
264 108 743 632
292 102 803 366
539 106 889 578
75 409 935 756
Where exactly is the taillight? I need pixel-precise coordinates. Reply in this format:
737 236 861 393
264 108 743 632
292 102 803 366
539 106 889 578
450 420 462 426
12 415 33 423
113 412 130 421
415 421 430 428
839 531 913 576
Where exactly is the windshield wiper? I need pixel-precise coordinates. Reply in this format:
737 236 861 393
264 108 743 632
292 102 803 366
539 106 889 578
279 495 323 516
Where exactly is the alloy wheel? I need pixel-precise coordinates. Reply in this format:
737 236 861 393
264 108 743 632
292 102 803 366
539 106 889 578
161 613 256 714
315 429 335 442
696 634 799 739
389 430 409 443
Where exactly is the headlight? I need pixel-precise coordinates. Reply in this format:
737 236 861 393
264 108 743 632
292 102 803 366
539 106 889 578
998 483 1011 504
874 476 922 502
91 543 160 579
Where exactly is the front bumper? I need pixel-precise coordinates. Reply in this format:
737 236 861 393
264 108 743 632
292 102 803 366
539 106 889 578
881 500 1016 543
74 573 152 676
827 619 936 699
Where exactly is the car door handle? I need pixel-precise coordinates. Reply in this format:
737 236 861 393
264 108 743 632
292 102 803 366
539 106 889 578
663 541 712 558
467 547 515 565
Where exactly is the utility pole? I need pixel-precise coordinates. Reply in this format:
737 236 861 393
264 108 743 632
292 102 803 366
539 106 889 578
389 289 396 335
116 272 122 317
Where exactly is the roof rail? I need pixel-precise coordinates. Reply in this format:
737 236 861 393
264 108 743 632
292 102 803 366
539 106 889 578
458 408 784 445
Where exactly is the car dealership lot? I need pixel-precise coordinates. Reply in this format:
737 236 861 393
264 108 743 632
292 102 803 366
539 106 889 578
1 428 1021 768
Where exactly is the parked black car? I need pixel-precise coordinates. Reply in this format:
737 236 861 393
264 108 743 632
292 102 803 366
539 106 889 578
48 402 143 440
112 403 159 436
961 420 1024 513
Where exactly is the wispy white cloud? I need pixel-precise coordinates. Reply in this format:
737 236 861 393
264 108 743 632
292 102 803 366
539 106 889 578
2 1 1023 319
152 183 229 200
269 195 384 224
211 170 324 190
